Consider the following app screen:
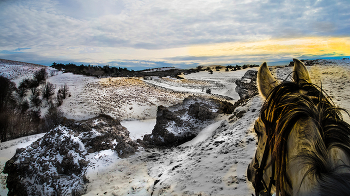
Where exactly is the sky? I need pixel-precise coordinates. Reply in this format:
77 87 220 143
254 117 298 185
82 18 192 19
0 0 350 70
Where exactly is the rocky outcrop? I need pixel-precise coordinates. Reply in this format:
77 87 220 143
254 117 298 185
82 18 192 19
143 96 233 147
64 114 138 156
3 114 137 196
235 70 258 99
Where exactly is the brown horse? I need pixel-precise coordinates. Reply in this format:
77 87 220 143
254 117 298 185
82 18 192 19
247 59 350 196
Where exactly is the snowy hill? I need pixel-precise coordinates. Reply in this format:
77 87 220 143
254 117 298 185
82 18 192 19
1 59 350 195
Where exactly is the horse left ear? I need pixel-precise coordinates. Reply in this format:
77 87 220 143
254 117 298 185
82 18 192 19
293 59 311 83
257 62 279 99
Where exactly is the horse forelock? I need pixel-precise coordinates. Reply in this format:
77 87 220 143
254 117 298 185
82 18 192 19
260 81 350 196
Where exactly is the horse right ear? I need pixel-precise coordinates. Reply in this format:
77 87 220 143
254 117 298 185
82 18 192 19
293 59 311 83
257 62 279 99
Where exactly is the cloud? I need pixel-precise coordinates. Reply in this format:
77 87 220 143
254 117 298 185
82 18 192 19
0 0 349 68
0 47 31 54
2 0 349 50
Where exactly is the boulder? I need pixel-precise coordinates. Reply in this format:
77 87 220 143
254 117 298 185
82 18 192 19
3 114 137 196
143 96 229 147
235 70 258 99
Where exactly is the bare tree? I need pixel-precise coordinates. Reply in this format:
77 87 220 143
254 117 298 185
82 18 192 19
30 88 41 107
34 68 47 85
42 82 55 103
0 76 16 141
57 84 70 106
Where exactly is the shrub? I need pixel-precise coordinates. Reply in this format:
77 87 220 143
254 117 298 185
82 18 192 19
30 88 41 107
215 66 222 71
0 76 16 141
20 100 29 114
41 106 64 132
17 79 31 98
57 84 70 106
42 82 55 102
34 68 47 85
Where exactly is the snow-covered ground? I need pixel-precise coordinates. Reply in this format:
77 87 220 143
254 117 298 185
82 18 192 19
183 68 258 100
1 59 350 195
120 119 156 140
0 62 45 82
144 68 258 100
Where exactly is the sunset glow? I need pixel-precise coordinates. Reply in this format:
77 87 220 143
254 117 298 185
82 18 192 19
189 37 350 58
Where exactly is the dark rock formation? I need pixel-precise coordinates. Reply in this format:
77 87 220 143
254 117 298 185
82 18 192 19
143 96 233 147
3 114 137 196
235 70 258 99
188 102 216 120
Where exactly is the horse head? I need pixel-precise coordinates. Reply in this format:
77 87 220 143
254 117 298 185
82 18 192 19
247 59 350 196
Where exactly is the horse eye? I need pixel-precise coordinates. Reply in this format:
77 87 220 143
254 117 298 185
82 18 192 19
254 127 261 137
254 122 261 135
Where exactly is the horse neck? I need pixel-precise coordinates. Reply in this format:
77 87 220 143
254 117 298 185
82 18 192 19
285 118 320 196
286 118 350 196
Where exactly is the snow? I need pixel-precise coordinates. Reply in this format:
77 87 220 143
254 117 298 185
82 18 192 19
0 63 46 82
84 152 154 196
144 79 204 94
2 60 350 195
49 76 193 120
183 68 258 99
142 68 259 101
85 149 121 178
180 120 225 147
120 119 156 140
47 72 100 120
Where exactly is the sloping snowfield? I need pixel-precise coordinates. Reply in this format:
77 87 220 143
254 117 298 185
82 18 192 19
1 59 350 195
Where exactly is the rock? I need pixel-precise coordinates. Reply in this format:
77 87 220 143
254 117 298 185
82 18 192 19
143 96 225 147
188 102 216 120
115 141 137 158
3 114 137 196
235 70 258 99
4 125 88 196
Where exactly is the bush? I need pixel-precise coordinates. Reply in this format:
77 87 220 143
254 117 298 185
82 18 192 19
0 76 16 141
57 84 70 106
215 66 222 71
196 66 203 71
34 68 47 85
41 106 64 132
42 82 55 102
30 88 41 107
20 100 29 114
17 79 31 98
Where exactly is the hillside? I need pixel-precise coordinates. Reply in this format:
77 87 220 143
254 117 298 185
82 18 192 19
1 59 350 195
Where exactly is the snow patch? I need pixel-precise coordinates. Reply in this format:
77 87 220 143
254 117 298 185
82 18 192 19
181 120 225 147
120 119 156 140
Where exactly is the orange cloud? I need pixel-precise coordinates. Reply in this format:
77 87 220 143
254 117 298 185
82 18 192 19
188 37 350 57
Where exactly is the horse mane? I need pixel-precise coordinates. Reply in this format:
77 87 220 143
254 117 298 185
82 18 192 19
260 79 350 196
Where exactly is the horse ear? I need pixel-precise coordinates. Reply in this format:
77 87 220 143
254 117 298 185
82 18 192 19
293 59 311 83
257 62 279 99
